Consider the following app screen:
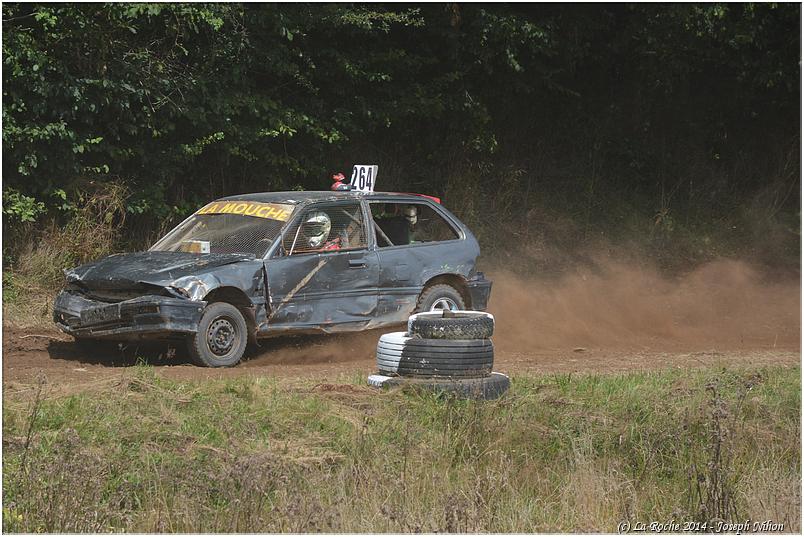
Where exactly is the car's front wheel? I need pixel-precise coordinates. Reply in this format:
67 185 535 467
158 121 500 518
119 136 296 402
187 302 247 367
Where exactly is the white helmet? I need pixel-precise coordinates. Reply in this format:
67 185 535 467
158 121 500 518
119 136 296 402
302 211 331 248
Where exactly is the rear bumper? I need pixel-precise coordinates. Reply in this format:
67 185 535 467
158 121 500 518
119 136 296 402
466 272 492 311
53 291 205 340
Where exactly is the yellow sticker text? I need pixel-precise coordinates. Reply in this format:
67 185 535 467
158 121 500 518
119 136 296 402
195 201 294 221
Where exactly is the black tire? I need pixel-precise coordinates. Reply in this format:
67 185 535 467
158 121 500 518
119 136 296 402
378 354 493 364
377 332 493 350
372 372 510 400
377 359 493 378
376 355 493 367
377 347 494 361
187 302 248 367
377 365 493 379
377 332 493 349
408 310 494 339
376 332 493 379
414 284 466 313
376 352 493 364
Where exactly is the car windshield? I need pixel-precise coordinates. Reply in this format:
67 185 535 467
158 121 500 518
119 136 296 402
151 201 296 257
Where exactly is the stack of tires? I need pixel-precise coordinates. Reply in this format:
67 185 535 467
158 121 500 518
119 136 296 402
367 311 509 400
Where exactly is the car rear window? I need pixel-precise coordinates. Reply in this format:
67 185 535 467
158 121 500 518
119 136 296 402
370 202 459 247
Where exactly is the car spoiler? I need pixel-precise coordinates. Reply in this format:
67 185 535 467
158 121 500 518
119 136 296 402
392 192 442 204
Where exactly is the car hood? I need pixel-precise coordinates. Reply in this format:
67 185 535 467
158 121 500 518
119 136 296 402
65 251 256 290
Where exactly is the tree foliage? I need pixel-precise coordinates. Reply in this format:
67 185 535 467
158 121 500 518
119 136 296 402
2 3 799 230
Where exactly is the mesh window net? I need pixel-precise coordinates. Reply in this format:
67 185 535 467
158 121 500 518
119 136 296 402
283 203 367 255
152 212 291 257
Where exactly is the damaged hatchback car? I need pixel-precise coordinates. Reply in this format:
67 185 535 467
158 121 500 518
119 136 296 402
53 191 492 366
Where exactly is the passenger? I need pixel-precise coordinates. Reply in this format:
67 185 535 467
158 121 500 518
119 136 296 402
402 205 418 230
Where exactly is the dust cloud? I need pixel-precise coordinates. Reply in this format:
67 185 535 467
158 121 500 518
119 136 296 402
243 258 799 369
244 330 384 368
488 259 800 353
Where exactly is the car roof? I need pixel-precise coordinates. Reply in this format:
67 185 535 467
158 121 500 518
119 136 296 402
214 190 437 205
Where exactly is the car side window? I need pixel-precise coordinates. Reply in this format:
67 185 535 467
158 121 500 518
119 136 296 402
282 203 367 256
370 202 459 247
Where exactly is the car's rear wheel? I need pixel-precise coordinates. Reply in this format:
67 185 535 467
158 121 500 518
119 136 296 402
187 302 247 367
415 283 466 313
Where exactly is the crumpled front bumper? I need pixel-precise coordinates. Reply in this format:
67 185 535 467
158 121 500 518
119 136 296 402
53 291 205 339
467 272 493 311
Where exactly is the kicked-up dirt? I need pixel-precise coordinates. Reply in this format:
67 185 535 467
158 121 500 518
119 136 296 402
3 259 800 389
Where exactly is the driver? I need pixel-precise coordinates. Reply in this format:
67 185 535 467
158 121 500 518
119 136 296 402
300 210 342 251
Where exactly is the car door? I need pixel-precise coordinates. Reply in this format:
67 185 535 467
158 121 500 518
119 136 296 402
263 201 379 332
369 199 465 323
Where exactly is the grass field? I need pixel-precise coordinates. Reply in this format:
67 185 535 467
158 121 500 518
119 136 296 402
3 365 800 532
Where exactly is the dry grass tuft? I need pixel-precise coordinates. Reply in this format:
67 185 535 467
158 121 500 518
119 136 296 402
2 365 799 533
4 182 128 327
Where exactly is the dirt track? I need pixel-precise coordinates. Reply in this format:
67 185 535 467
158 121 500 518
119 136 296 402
3 260 801 389
2 324 800 387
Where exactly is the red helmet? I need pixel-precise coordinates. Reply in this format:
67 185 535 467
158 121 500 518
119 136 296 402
330 172 350 191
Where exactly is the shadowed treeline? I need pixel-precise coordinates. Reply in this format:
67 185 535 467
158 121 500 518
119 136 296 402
3 3 800 274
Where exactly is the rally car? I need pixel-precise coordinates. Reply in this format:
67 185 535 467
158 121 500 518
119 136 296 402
53 190 492 366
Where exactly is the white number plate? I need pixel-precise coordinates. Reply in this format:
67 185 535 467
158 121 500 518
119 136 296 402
350 165 378 192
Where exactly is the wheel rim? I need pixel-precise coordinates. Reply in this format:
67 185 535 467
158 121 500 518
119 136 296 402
207 317 237 356
430 297 459 312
